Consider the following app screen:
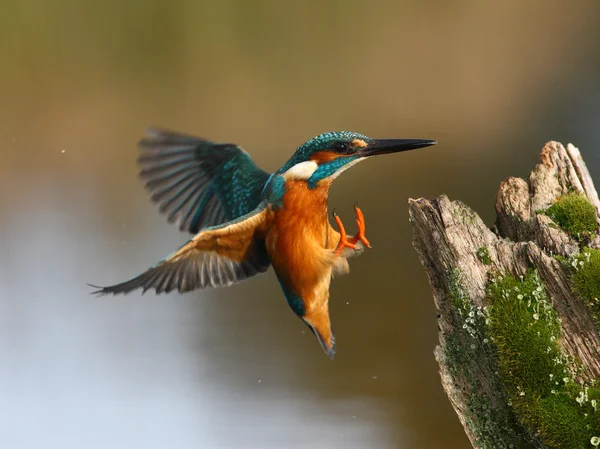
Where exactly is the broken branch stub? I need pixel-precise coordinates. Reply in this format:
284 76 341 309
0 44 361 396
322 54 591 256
409 142 600 449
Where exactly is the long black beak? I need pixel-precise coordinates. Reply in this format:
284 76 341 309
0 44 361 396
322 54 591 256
360 139 437 157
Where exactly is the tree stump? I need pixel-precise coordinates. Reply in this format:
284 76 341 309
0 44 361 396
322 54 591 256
409 142 600 449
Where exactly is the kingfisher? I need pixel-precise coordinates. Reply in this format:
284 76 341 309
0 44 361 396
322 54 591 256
91 127 436 358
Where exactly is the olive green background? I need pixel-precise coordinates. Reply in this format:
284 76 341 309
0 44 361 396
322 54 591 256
1 1 599 448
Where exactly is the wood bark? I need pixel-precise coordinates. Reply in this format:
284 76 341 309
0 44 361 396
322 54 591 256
408 142 600 448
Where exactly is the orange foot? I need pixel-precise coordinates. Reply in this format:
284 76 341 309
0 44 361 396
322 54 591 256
333 202 372 256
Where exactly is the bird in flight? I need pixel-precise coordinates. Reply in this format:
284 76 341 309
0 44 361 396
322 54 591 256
91 128 436 358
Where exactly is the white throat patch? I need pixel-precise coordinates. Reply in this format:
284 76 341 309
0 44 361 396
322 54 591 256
283 161 319 180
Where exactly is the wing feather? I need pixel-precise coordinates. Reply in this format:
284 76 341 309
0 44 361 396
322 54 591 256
91 203 272 295
138 127 271 233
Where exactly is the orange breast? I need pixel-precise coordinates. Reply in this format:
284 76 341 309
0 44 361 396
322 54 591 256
266 180 332 296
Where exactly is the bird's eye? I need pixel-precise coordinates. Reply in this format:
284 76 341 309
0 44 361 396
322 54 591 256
333 142 349 154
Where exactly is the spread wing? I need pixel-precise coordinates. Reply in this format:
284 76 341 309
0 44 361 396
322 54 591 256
91 202 271 295
138 127 271 233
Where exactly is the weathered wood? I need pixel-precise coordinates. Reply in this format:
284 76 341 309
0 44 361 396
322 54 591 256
409 142 600 448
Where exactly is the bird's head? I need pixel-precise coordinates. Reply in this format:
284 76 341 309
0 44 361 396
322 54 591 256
280 131 436 187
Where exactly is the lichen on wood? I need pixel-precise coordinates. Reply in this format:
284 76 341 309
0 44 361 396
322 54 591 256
409 142 600 449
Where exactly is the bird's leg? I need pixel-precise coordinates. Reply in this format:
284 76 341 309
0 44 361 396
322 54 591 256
333 203 371 256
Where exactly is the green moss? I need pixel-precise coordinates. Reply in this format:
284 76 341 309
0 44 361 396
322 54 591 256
448 268 471 318
465 386 534 449
488 271 565 396
444 270 537 448
477 246 492 265
570 249 600 317
543 193 597 243
486 270 600 448
533 393 598 448
553 254 569 265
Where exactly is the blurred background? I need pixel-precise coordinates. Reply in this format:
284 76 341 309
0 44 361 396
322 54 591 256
1 1 600 448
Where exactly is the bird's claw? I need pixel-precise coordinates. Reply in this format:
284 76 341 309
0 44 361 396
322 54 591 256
333 203 371 256
349 203 371 248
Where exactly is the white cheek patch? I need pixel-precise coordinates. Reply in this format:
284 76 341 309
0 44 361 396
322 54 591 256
283 161 319 180
330 157 366 180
